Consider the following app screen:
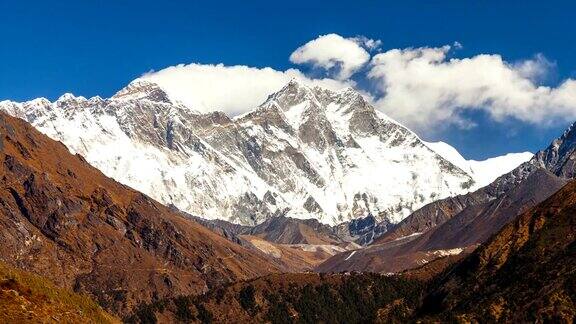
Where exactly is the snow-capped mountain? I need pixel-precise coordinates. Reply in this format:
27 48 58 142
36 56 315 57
0 79 515 226
424 141 533 188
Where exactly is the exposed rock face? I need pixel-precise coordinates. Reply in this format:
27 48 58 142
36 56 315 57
533 121 576 178
0 79 475 226
0 112 279 316
332 214 392 245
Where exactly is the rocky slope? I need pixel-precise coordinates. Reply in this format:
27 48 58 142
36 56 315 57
1 79 499 227
0 112 280 316
317 121 576 273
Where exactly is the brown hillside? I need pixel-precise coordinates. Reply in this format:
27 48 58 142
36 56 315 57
128 179 576 323
0 112 280 316
420 180 576 322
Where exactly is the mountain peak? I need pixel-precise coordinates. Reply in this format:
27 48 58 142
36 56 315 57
25 97 52 107
286 77 309 88
55 93 89 105
335 86 369 106
57 92 76 101
265 80 367 112
259 79 320 117
278 78 315 97
338 86 359 95
533 120 576 177
112 79 173 103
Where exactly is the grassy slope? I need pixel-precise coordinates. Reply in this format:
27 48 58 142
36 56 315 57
0 261 118 323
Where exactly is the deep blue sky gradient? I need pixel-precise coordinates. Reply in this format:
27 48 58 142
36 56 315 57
1 0 575 159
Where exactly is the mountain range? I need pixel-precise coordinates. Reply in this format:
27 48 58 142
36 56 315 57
0 78 573 323
0 112 279 316
0 79 531 228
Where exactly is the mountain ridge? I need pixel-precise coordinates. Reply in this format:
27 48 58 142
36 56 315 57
0 79 528 228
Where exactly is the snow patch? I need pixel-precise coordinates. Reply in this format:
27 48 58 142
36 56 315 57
425 141 533 189
344 251 357 261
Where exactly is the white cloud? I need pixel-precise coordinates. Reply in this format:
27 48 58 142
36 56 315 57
351 36 382 51
367 44 576 132
141 63 350 115
139 34 576 135
289 34 373 79
512 53 555 82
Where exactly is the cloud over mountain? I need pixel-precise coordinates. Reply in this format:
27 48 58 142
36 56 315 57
141 64 352 115
141 34 576 134
367 45 576 131
289 33 374 80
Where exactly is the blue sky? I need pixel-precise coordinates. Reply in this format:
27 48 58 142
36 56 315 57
1 0 575 160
